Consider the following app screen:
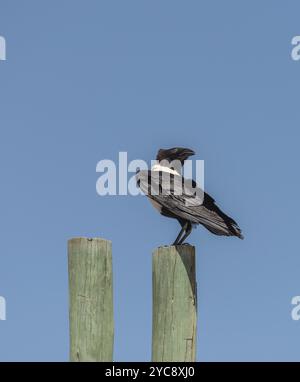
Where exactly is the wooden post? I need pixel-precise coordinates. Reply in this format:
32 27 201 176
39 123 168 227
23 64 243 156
152 245 197 362
68 237 114 362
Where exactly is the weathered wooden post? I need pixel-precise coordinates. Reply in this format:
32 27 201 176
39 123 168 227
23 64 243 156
152 245 197 362
68 237 114 362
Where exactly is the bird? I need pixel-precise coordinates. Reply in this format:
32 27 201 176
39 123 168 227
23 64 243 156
136 147 243 245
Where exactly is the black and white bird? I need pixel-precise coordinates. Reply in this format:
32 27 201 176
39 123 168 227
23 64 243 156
136 147 243 245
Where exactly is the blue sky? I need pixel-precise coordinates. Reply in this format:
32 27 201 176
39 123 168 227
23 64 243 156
0 1 300 361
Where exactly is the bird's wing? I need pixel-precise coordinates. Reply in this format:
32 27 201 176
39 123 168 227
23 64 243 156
136 170 243 238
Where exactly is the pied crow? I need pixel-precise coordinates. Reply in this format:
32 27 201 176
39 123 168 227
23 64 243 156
136 147 243 245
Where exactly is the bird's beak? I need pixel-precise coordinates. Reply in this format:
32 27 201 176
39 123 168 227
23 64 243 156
183 148 195 156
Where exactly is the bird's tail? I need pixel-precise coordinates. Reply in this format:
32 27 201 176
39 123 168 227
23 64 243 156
202 212 244 239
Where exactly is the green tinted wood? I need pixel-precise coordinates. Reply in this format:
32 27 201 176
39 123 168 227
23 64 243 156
68 238 114 362
152 245 197 362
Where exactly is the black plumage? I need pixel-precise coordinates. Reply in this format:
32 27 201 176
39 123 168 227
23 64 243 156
136 147 243 245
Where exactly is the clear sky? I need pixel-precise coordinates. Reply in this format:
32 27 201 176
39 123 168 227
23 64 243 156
0 1 300 361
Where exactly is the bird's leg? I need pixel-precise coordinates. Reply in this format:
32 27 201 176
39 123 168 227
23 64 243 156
178 222 193 245
172 222 188 245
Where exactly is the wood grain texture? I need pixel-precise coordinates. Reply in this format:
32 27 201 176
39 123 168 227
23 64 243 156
152 245 197 362
68 237 113 362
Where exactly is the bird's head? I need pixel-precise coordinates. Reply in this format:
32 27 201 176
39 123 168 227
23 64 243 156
156 147 195 165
